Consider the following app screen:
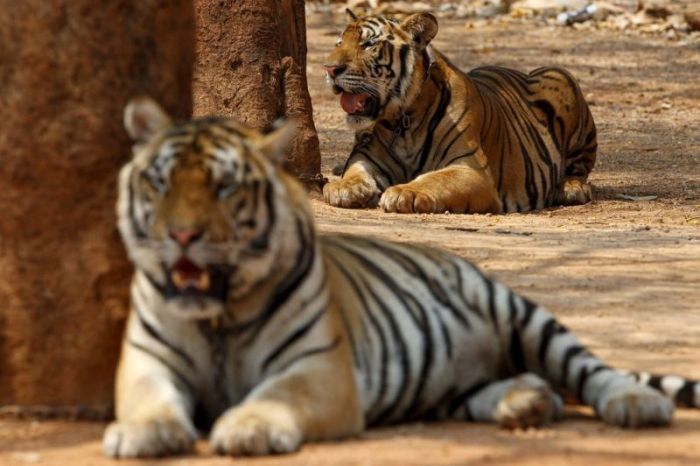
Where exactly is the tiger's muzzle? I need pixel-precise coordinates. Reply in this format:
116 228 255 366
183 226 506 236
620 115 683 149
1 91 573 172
164 258 234 304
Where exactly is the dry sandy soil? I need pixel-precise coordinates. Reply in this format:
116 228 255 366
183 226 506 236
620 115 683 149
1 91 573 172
2 10 700 466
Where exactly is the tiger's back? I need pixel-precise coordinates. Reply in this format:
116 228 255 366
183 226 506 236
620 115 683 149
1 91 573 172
470 65 597 212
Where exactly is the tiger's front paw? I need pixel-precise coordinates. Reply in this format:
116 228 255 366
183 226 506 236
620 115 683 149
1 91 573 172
210 401 302 457
494 373 563 429
103 418 196 458
380 185 444 213
323 177 380 208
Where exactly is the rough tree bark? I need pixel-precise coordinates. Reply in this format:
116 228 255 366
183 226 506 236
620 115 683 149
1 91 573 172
194 0 322 186
0 1 194 412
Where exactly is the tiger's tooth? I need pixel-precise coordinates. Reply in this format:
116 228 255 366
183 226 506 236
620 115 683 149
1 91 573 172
198 271 211 291
172 270 185 289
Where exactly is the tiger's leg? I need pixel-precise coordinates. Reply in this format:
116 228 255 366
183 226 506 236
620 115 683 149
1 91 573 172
481 278 674 427
449 373 563 429
379 164 502 214
209 339 363 457
525 67 597 207
103 339 198 458
556 129 597 206
324 159 386 208
542 69 597 207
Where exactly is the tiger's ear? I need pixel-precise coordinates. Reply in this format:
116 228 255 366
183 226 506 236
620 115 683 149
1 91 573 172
124 96 172 144
256 119 298 165
401 12 438 50
345 8 358 21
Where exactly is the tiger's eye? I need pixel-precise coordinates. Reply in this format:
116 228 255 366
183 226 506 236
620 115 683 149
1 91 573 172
361 39 377 49
216 177 237 199
139 172 165 199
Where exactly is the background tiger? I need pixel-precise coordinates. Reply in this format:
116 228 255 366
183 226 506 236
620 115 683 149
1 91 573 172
105 97 697 459
323 11 597 214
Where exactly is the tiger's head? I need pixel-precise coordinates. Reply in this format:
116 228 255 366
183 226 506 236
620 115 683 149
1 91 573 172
117 97 301 320
325 10 438 131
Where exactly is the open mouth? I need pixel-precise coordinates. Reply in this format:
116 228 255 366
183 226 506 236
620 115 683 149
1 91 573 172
164 257 232 302
339 91 378 117
172 257 211 292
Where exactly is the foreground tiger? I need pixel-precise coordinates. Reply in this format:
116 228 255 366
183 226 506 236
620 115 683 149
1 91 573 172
105 98 697 459
323 11 597 214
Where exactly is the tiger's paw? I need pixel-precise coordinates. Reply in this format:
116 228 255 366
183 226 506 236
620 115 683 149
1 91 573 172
103 418 196 458
597 380 673 428
323 177 380 208
210 401 303 457
557 178 592 206
494 373 563 429
380 185 445 214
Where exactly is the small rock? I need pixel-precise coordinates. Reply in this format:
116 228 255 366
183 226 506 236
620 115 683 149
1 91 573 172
556 4 593 25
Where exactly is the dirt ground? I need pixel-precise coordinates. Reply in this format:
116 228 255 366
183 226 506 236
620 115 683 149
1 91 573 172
2 10 700 466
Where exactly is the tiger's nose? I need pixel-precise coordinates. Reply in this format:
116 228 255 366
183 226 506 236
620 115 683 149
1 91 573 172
169 228 203 247
324 64 347 79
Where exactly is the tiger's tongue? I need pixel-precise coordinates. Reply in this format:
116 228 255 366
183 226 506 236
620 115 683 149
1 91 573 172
340 92 369 114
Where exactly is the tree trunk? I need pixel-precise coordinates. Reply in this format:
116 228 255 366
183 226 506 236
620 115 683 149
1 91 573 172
194 0 322 187
0 0 194 414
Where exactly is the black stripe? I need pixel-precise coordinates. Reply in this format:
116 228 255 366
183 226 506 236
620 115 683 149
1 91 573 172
538 318 567 368
361 277 412 425
414 77 451 176
134 307 195 368
576 365 609 402
247 216 315 338
560 345 585 387
393 44 410 97
485 279 499 332
248 180 275 252
127 339 195 394
447 381 490 418
509 327 527 374
363 240 473 329
278 337 342 374
127 177 147 239
520 138 539 209
648 375 663 390
435 309 453 359
261 306 327 373
674 381 696 407
329 255 390 420
520 297 537 328
142 270 167 295
326 273 362 371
